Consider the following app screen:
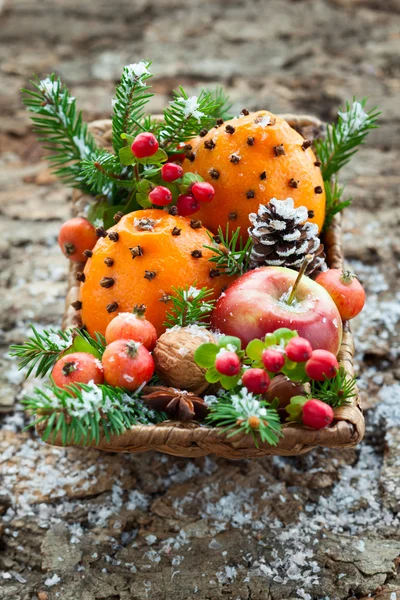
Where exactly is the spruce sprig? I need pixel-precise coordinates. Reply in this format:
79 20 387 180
9 326 74 378
163 284 216 328
111 61 154 153
161 87 218 150
9 326 106 379
22 74 98 193
204 225 253 276
323 180 352 230
310 367 357 408
23 382 167 446
206 390 282 447
207 86 234 121
315 98 380 181
81 149 133 195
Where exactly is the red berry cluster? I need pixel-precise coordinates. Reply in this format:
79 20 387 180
213 335 340 430
129 131 216 216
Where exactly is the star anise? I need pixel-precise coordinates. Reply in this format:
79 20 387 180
141 386 209 421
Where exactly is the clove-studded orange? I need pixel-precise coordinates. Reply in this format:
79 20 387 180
183 110 326 236
79 209 232 337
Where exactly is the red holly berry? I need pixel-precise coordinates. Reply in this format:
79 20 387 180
105 304 157 351
52 352 104 391
262 349 285 373
131 132 159 158
316 269 366 321
149 186 173 207
215 351 241 376
176 194 200 216
241 368 270 395
58 217 98 262
191 181 215 203
102 340 154 391
305 349 339 381
302 399 334 429
285 337 313 363
161 162 183 182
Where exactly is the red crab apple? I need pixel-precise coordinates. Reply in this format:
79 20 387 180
211 264 342 354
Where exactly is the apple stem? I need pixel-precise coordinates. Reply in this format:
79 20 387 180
287 255 313 305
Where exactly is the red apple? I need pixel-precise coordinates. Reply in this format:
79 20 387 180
211 266 342 354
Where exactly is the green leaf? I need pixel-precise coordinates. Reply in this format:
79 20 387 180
137 193 153 209
63 335 102 360
285 395 307 421
274 328 298 345
119 145 136 166
246 339 265 361
120 132 135 145
205 366 221 384
194 343 219 368
263 333 277 347
220 374 241 390
135 148 168 165
218 336 241 352
281 362 308 383
178 172 203 194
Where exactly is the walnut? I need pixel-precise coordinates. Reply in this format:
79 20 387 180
153 326 216 394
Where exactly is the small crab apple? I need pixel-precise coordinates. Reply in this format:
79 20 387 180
52 352 104 390
215 351 241 376
241 368 270 395
58 217 97 262
149 186 172 207
305 349 339 381
262 349 285 373
285 337 313 363
316 269 366 321
102 340 154 391
302 399 334 429
105 304 157 350
161 162 183 182
131 132 159 158
177 193 200 216
191 181 215 204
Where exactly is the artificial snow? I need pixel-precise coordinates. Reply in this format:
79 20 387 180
45 574 61 587
172 96 205 121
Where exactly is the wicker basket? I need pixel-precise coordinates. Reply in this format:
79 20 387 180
36 116 365 458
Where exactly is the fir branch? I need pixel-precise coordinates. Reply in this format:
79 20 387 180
310 367 357 408
323 180 352 230
111 61 154 153
81 149 134 195
161 87 218 150
22 74 98 193
23 382 167 446
206 389 283 447
315 98 380 181
204 225 253 276
9 326 74 378
206 86 234 121
9 327 106 379
163 284 216 328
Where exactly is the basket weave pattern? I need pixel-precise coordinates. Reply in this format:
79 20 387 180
38 116 365 458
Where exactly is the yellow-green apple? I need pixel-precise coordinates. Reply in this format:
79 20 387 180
211 266 342 354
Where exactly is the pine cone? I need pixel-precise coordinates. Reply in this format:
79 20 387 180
248 198 328 277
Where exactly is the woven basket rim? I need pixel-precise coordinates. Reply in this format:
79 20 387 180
37 115 365 458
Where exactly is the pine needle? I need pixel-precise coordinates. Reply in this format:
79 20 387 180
163 284 216 328
22 74 98 193
204 225 253 276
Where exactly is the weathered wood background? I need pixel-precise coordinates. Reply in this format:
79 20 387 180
0 1 399 599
